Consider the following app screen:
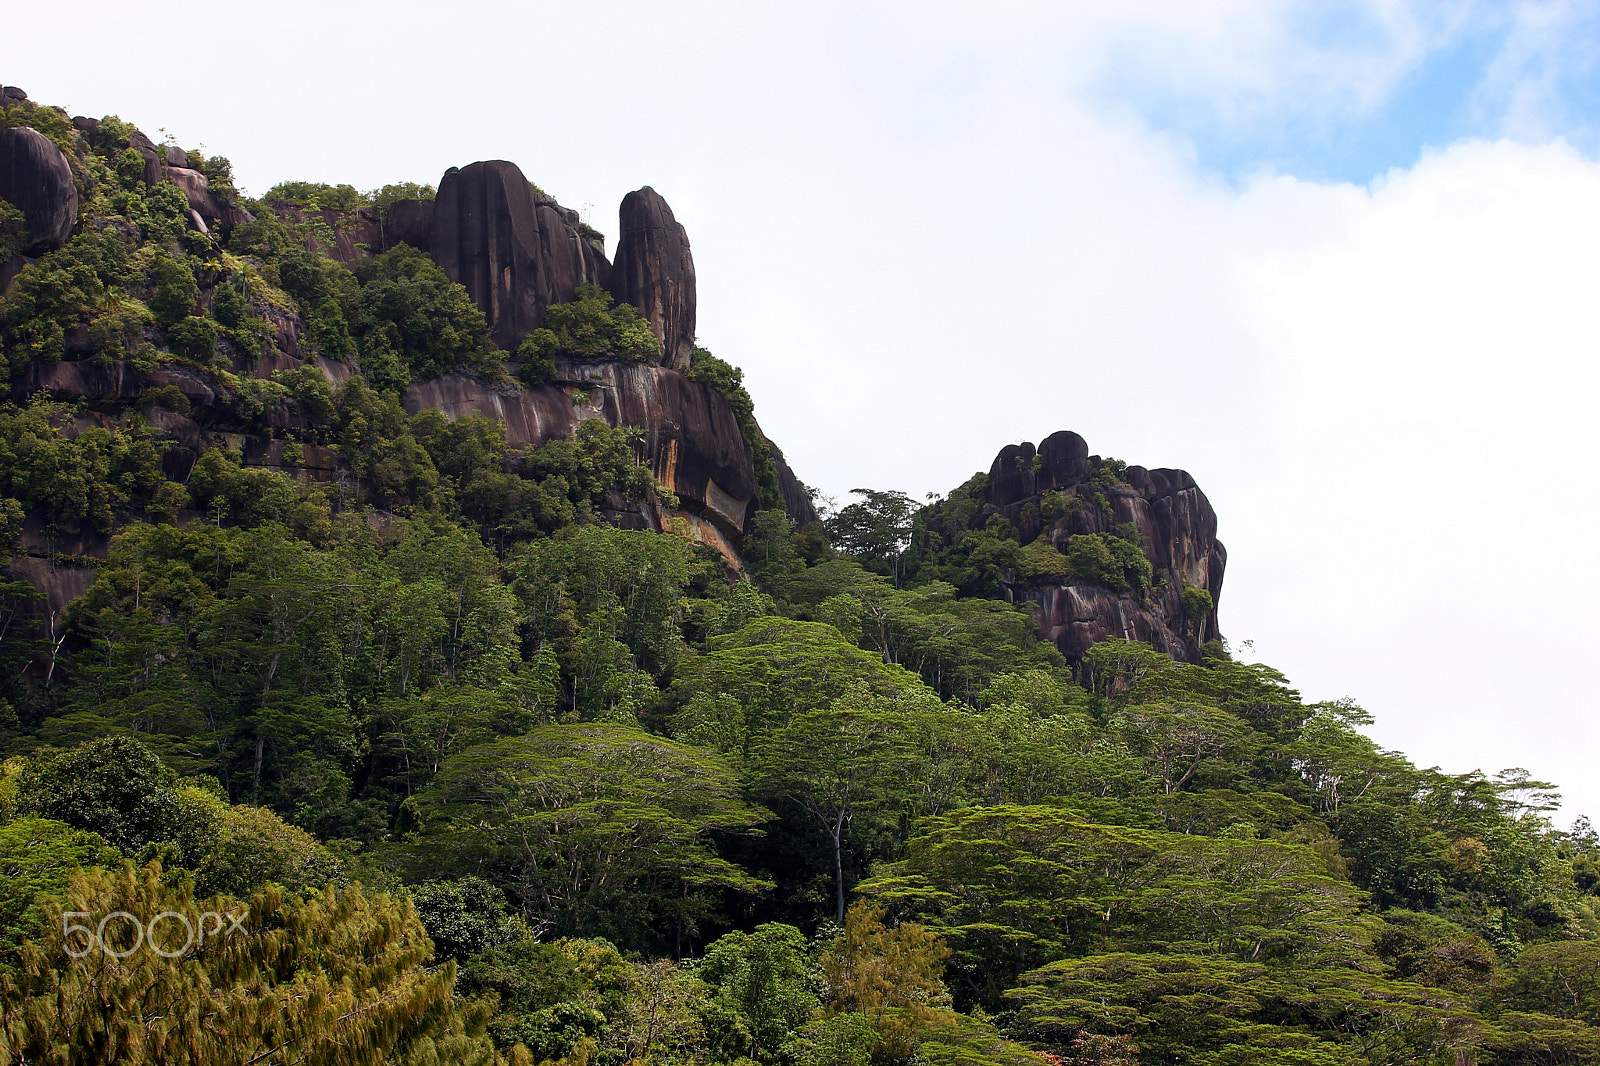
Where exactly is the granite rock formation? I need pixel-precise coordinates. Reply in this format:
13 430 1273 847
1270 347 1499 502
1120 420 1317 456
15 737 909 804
383 198 433 253
125 130 163 187
429 160 611 351
406 359 758 535
0 126 79 253
610 186 697 368
976 430 1225 665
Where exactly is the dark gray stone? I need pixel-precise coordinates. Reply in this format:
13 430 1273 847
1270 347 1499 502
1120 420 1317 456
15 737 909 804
610 186 696 369
0 126 79 254
429 159 611 351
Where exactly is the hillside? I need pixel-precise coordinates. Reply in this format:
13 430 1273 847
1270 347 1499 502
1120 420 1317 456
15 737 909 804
1 84 1597 1066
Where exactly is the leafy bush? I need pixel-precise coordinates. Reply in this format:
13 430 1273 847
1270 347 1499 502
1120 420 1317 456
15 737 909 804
353 243 494 385
0 198 25 260
1061 532 1153 594
517 283 660 366
277 248 358 360
1182 585 1214 631
146 253 199 328
140 385 190 414
1016 537 1074 579
167 315 216 359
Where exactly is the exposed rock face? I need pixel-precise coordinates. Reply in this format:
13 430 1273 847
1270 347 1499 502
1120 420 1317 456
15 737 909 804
164 166 220 232
773 443 819 527
405 359 759 536
610 187 696 368
126 131 163 187
266 202 382 263
429 160 610 351
977 430 1226 666
0 126 79 253
384 199 433 253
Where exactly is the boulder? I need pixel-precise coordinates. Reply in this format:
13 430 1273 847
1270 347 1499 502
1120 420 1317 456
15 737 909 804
429 159 611 351
610 186 696 368
164 165 220 221
0 126 79 254
0 86 26 108
162 144 189 167
70 115 99 143
383 198 433 252
125 130 162 186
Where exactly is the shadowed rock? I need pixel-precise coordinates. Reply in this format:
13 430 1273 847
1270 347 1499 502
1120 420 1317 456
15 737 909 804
384 199 433 253
610 187 696 369
0 126 79 253
429 160 610 351
126 130 162 187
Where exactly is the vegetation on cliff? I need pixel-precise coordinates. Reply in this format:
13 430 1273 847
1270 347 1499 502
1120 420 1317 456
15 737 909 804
0 93 1596 1066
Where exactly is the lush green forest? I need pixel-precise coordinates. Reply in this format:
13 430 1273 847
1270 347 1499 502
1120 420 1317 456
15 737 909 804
2 92 1599 1066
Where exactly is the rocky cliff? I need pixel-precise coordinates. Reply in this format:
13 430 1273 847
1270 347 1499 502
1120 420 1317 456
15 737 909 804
942 430 1225 665
0 84 815 613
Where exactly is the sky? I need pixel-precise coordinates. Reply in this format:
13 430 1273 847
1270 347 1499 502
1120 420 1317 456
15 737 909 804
7 1 1600 821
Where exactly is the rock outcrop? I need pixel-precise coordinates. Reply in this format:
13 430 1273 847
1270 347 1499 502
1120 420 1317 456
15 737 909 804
610 187 696 368
384 199 433 253
429 160 611 351
405 359 759 536
125 130 163 187
972 430 1225 666
0 126 79 253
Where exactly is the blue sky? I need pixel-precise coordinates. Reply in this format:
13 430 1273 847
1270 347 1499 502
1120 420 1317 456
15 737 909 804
1098 2 1600 184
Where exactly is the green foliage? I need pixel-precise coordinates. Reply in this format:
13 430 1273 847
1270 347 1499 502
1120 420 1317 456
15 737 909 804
1060 533 1152 594
264 180 366 215
372 182 437 212
0 817 120 956
518 283 660 366
410 876 522 963
0 862 484 1064
0 400 168 532
697 923 820 1060
0 198 25 260
147 253 202 328
826 489 917 584
1183 584 1215 630
15 735 182 853
167 314 217 359
0 229 133 371
862 805 1371 1007
407 724 769 946
354 243 495 386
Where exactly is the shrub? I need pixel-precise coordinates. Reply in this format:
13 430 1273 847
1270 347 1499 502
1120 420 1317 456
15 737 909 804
1016 537 1074 580
518 283 660 366
140 385 190 414
147 254 199 328
167 315 216 359
1062 533 1153 594
353 244 493 383
1182 585 1214 632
